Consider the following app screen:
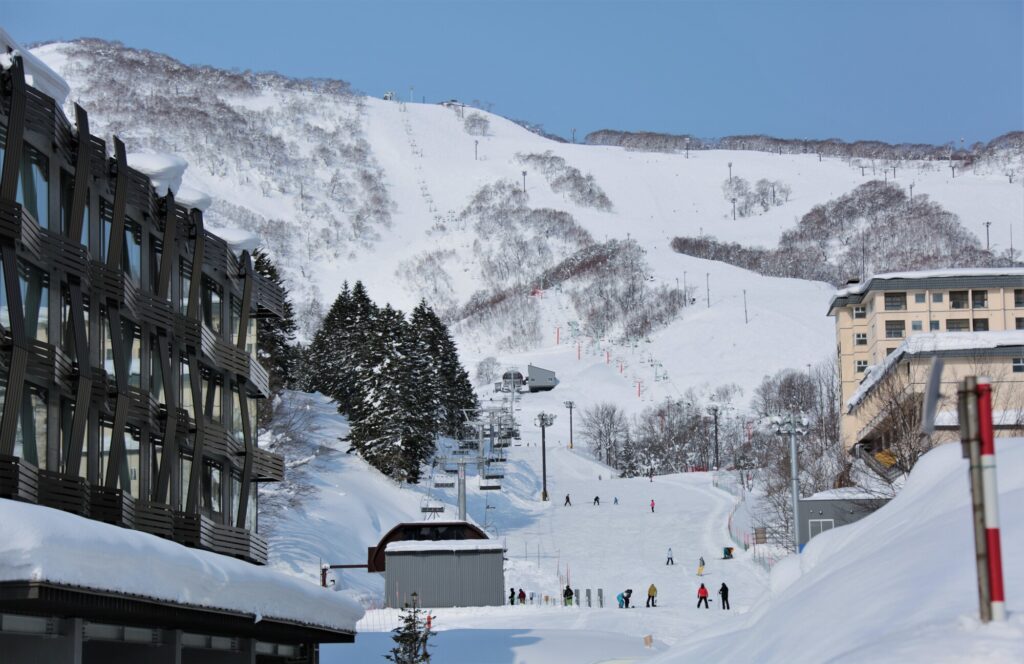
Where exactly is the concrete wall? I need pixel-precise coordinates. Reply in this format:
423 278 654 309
798 498 889 548
384 550 505 608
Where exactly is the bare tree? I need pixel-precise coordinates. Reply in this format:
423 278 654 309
579 403 629 467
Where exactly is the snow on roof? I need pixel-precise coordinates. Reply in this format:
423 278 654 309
384 539 505 553
933 409 1023 428
176 185 213 211
213 227 262 256
833 268 1024 298
0 28 71 106
847 331 1024 411
126 152 188 196
0 499 363 633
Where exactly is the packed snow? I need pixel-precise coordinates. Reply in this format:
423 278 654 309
0 27 70 105
833 267 1024 298
0 498 363 633
126 151 188 196
385 540 505 553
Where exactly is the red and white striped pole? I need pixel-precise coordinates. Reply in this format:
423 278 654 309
976 377 1006 621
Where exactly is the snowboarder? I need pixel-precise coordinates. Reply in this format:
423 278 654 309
509 588 516 605
616 591 626 608
697 556 705 576
666 547 674 565
718 583 730 610
613 497 619 505
593 496 600 506
518 588 526 605
697 584 709 609
650 499 655 513
563 585 574 606
646 584 657 607
624 589 632 608
564 494 572 507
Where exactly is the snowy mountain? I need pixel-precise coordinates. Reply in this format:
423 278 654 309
29 40 1023 416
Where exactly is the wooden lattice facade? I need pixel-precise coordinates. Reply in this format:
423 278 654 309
0 54 285 565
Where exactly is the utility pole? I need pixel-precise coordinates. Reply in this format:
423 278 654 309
563 401 575 449
984 221 992 251
536 413 555 501
771 414 807 552
521 170 527 193
572 128 576 143
728 161 733 182
710 406 720 470
475 139 479 161
685 137 690 158
909 182 914 202
731 197 737 220
706 272 710 308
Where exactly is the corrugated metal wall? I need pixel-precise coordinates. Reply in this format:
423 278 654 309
384 550 505 608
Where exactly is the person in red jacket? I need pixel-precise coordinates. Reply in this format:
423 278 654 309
697 583 710 609
650 499 655 513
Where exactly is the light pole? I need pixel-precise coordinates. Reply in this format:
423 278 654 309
536 412 556 501
685 137 690 158
984 221 992 251
771 414 808 552
728 161 733 182
731 197 737 220
563 401 575 449
522 170 527 193
709 406 720 470
474 140 479 161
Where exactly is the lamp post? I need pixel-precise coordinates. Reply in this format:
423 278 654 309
771 414 808 552
728 162 733 182
709 406 720 470
522 170 527 193
984 221 992 251
731 197 737 220
475 139 479 161
685 137 690 158
564 401 576 449
536 412 556 501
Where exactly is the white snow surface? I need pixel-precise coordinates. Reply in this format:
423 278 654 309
0 497 363 633
0 28 70 105
213 226 262 256
385 540 505 553
126 151 188 196
833 267 1024 298
847 331 1024 410
175 184 213 211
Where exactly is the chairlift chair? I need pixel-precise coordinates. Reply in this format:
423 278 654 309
484 469 505 480
434 477 455 488
420 497 445 515
479 481 501 491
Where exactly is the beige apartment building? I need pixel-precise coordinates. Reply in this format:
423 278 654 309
828 269 1024 452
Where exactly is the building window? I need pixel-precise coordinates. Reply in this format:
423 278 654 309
854 332 867 346
971 290 988 309
123 220 142 286
930 320 940 331
1013 358 1024 373
19 261 49 342
13 386 48 470
150 335 164 405
16 142 49 228
855 360 868 373
885 320 905 339
123 319 141 388
914 293 926 304
885 347 897 357
884 292 907 311
122 428 141 498
202 279 222 334
59 170 89 246
946 319 970 332
99 199 113 262
1017 317 1024 330
202 462 223 517
853 306 866 319
179 259 191 314
950 291 969 310
932 292 943 303
1016 289 1024 308
180 454 192 510
973 319 989 332
911 321 922 331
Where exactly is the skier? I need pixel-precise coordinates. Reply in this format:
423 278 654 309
518 588 526 605
646 584 657 608
593 496 600 506
509 588 516 605
650 499 655 513
564 494 572 507
718 583 730 610
624 588 632 608
666 547 674 565
697 583 709 609
616 591 626 609
563 585 574 606
697 556 705 576
613 497 619 505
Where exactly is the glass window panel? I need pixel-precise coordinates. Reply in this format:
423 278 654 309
179 259 191 314
202 281 221 334
123 220 141 285
151 440 167 504
0 257 8 330
99 199 113 262
16 143 49 228
18 261 49 342
230 474 241 526
231 389 244 442
99 422 113 481
246 485 257 532
59 170 89 246
13 387 47 470
149 236 162 295
59 398 74 474
203 463 222 515
246 317 257 358
122 319 141 388
180 361 194 418
100 312 115 376
121 429 140 497
180 454 192 510
150 336 165 404
229 296 241 345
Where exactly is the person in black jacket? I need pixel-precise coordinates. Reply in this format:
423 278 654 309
564 494 572 506
509 588 516 605
718 583 730 610
563 585 574 606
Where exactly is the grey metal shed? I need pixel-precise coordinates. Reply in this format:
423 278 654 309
526 364 559 392
797 491 890 549
384 540 505 609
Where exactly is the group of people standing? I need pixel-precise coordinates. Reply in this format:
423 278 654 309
508 588 527 605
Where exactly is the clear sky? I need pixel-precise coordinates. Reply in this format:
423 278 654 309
4 0 1021 145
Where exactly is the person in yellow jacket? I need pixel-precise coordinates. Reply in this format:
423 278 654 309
646 583 657 607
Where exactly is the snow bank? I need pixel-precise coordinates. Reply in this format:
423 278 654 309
126 152 188 196
0 499 364 633
385 540 505 553
657 438 1024 663
804 486 885 501
847 331 1024 410
0 28 71 106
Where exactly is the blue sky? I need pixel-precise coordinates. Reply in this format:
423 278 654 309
4 0 1021 145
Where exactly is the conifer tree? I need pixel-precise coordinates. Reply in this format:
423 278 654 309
303 282 352 402
619 436 641 478
386 605 434 663
252 250 298 425
411 300 478 436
